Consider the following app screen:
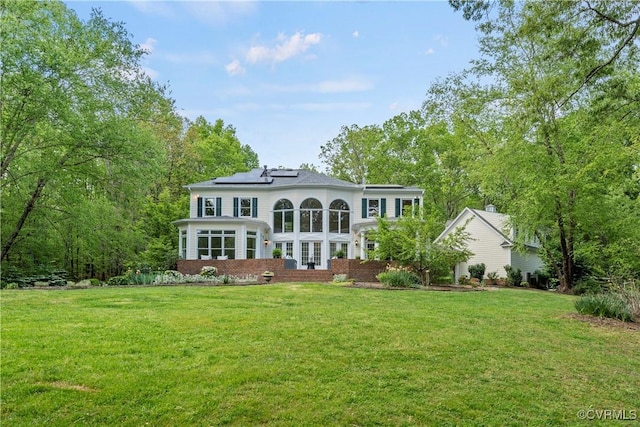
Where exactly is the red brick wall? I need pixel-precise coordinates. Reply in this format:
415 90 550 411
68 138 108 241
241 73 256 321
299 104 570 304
177 258 387 283
331 259 388 282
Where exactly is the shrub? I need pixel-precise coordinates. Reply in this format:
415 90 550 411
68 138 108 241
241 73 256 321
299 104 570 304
575 292 634 322
333 274 348 283
377 268 421 288
333 250 346 259
107 276 130 286
468 263 486 281
504 265 523 287
486 271 499 285
458 275 470 286
200 266 218 277
272 248 282 258
573 277 602 295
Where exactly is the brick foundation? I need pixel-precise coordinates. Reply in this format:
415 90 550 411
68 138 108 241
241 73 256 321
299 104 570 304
177 258 388 283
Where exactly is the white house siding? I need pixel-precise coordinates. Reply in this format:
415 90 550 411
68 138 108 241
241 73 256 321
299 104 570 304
510 250 544 282
176 170 423 269
455 210 511 280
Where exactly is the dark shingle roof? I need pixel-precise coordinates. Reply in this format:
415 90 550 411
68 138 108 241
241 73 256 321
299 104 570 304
187 168 361 189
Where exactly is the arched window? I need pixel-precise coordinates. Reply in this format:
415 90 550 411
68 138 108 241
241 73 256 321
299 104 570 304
329 199 350 234
300 198 323 232
273 199 294 233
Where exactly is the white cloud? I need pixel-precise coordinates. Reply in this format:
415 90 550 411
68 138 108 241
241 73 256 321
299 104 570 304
225 59 245 76
139 37 157 54
424 48 435 55
352 31 359 38
389 102 400 111
246 32 322 64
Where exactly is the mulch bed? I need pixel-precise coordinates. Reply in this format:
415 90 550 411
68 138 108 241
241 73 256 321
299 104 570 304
566 313 640 332
347 282 497 291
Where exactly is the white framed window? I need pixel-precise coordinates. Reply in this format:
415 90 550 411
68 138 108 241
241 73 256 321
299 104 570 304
197 230 236 259
274 199 294 233
275 241 293 258
180 230 187 259
367 199 380 217
300 198 323 233
330 242 348 258
329 199 350 234
239 198 252 217
397 198 418 217
246 231 256 259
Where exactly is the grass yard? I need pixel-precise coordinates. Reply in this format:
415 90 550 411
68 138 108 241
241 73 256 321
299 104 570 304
1 284 639 426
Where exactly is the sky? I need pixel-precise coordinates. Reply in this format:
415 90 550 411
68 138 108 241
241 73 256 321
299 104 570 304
66 1 480 171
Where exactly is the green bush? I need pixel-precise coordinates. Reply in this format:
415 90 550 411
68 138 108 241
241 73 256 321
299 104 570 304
575 292 634 322
107 276 130 286
377 270 421 288
573 277 602 295
504 265 523 287
468 263 486 281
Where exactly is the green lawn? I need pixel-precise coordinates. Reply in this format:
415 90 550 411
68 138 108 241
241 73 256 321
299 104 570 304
2 285 638 426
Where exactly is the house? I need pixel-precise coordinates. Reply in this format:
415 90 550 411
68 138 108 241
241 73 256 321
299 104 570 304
174 167 423 269
434 205 544 282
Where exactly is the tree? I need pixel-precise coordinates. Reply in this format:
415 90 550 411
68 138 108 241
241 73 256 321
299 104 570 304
1 1 169 274
320 113 482 222
369 209 472 286
434 0 640 291
184 117 259 182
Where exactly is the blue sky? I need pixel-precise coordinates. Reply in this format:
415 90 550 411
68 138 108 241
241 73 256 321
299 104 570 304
67 1 480 170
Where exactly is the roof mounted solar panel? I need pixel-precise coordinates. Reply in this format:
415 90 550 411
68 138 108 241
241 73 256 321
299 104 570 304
269 170 299 177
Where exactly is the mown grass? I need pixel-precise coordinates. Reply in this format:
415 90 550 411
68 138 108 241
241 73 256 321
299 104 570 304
2 285 639 426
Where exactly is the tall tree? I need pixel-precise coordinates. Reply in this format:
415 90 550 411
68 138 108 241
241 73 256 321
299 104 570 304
369 209 473 286
433 0 640 291
1 1 169 273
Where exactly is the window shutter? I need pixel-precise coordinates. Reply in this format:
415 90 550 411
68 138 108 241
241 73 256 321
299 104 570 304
381 198 387 217
197 197 203 217
361 198 367 218
216 198 222 217
414 198 420 215
252 197 258 218
395 198 401 217
233 197 239 217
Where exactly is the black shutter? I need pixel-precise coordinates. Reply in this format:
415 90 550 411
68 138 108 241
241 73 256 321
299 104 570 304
395 198 401 217
381 198 387 217
216 198 222 217
197 197 203 217
252 197 258 218
233 197 239 217
362 198 367 218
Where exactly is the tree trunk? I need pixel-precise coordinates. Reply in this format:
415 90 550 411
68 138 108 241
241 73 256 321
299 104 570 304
1 177 47 261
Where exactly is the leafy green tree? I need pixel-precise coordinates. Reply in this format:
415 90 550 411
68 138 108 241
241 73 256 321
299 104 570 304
1 1 169 275
185 117 259 182
369 209 473 286
431 0 640 292
320 113 482 222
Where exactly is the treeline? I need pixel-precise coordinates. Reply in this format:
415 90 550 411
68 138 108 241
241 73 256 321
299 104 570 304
319 1 640 291
2 1 638 291
1 1 257 280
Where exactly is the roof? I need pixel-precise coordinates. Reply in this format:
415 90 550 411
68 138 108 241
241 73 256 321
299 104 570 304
434 207 512 245
186 168 422 192
434 207 539 249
